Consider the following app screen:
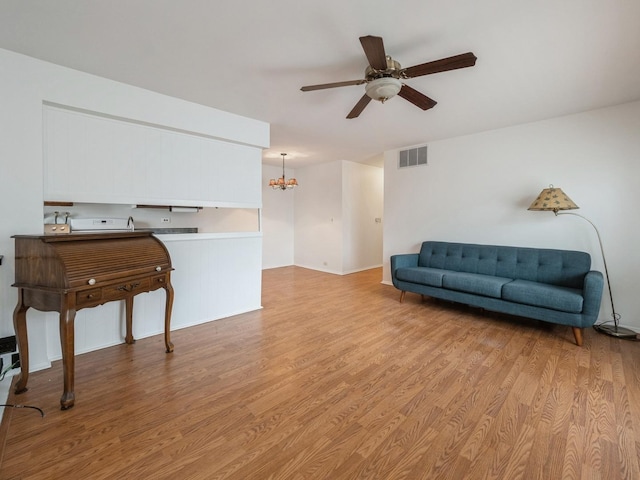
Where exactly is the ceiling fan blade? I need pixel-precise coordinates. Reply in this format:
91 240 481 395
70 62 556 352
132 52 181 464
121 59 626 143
402 52 477 78
346 94 372 119
300 79 366 92
398 84 437 110
359 35 387 71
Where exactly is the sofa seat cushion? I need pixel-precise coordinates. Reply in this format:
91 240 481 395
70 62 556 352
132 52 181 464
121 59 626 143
502 279 583 313
442 271 513 298
395 267 447 287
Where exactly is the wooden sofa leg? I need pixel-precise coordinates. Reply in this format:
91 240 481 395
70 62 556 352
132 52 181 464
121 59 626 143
572 327 584 346
399 291 406 303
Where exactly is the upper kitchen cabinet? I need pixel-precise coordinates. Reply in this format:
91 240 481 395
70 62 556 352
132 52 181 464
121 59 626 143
43 105 262 208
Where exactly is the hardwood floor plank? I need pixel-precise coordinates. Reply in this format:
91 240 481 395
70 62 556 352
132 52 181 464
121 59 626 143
1 266 639 479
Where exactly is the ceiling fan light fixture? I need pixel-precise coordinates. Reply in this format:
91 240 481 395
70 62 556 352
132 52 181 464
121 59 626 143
365 77 402 102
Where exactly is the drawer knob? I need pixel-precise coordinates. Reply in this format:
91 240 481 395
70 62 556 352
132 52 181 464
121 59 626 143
155 266 162 272
88 278 96 286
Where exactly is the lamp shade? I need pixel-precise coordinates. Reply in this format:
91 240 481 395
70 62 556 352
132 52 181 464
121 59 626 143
528 186 579 212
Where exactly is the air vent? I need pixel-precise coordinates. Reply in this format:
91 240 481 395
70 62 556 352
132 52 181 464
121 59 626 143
398 145 428 169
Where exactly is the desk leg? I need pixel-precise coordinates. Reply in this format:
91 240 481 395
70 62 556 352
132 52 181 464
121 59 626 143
163 283 174 353
59 306 77 410
125 296 135 344
12 288 30 394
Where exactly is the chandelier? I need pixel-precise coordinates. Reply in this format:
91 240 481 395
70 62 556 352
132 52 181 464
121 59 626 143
268 153 298 190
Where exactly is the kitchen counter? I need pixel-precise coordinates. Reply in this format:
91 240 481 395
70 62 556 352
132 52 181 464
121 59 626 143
154 231 262 242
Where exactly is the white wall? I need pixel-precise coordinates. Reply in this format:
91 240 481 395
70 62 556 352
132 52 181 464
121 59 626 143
262 164 295 269
383 100 640 331
294 161 344 273
342 161 384 273
294 160 383 274
0 48 268 369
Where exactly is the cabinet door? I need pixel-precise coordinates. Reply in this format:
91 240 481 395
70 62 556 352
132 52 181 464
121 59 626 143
43 105 261 207
200 139 261 206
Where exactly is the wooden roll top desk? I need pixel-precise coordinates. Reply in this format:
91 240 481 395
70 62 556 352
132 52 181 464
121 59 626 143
12 231 174 409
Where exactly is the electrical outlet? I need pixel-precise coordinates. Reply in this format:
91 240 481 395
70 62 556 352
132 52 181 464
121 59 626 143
0 352 20 379
161 217 171 223
0 353 13 372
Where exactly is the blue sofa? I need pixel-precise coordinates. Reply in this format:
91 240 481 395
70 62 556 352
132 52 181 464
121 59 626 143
391 241 604 346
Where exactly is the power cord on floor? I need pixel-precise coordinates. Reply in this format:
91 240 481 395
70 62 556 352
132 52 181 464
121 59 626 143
1 360 45 417
0 404 45 417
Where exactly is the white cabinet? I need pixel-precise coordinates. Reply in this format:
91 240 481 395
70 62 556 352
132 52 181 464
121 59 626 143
43 105 262 207
161 234 262 330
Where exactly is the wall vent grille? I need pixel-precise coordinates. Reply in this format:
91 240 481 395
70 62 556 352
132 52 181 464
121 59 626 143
398 145 428 169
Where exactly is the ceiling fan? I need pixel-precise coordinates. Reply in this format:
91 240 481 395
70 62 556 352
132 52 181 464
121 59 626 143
300 35 477 119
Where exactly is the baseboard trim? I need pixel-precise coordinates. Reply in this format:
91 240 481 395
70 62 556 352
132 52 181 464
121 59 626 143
294 264 383 276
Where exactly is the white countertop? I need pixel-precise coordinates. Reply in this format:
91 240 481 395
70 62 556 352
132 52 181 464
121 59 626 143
155 231 262 242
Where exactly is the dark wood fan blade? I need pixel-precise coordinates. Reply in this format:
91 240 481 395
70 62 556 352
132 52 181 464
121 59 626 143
398 84 437 110
347 94 372 119
359 35 387 70
301 79 366 91
402 52 477 78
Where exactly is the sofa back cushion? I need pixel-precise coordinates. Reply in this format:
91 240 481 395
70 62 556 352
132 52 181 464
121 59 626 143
418 241 591 289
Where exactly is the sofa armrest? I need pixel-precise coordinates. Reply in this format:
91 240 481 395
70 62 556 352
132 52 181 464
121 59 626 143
391 253 419 270
390 253 419 288
582 270 605 316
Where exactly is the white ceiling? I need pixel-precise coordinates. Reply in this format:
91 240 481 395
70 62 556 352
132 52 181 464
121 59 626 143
1 0 639 168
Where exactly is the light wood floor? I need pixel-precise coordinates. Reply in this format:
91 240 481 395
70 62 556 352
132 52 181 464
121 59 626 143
1 266 639 479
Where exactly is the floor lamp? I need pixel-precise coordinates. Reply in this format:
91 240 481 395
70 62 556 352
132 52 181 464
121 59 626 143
528 185 637 339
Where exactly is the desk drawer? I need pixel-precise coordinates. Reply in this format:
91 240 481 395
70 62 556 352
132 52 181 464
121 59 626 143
76 288 103 307
151 274 169 289
102 278 151 302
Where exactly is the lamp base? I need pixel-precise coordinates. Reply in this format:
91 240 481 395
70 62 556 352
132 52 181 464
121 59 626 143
593 323 638 339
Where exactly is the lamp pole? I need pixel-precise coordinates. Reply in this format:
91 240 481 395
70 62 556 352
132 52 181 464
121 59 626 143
555 210 636 338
